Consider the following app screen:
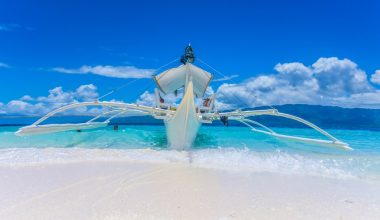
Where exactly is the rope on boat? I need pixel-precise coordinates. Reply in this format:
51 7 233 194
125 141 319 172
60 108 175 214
152 58 180 76
97 78 141 101
197 57 276 111
97 58 180 101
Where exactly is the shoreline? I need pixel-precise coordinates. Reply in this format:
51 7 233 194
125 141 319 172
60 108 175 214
2 147 380 181
1 160 380 219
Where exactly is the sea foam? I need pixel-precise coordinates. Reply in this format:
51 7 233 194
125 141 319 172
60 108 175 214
1 147 378 181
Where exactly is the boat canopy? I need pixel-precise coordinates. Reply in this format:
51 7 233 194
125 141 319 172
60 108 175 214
153 63 212 97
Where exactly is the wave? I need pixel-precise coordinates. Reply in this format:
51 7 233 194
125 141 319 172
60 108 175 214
1 147 379 181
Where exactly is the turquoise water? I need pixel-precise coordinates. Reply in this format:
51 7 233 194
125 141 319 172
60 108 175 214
1 125 380 180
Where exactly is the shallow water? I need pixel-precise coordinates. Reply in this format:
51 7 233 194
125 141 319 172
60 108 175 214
1 125 380 181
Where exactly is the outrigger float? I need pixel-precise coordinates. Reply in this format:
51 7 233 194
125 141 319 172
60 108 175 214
16 46 351 150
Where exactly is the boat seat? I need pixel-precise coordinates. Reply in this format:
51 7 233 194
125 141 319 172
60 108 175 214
199 94 215 113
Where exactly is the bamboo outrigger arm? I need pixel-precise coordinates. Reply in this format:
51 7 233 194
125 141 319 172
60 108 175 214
207 109 352 150
15 101 174 136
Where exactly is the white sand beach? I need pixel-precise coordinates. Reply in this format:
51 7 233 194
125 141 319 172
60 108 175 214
1 158 380 220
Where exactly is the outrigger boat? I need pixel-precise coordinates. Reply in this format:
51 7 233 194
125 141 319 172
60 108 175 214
16 46 352 150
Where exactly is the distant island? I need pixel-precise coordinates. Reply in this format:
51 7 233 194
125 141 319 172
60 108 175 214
1 104 379 131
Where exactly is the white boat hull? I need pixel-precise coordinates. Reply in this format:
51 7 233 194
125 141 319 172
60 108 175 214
165 81 201 150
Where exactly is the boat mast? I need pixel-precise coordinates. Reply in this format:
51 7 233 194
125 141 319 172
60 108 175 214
180 44 195 64
181 44 195 95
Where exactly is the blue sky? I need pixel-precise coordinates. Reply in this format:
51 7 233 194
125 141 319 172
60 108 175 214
1 0 380 114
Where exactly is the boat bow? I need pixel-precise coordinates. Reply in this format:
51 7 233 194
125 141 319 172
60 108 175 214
165 80 201 150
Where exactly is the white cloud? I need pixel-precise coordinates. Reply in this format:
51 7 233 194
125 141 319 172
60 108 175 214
19 95 34 101
75 84 98 101
332 91 380 109
312 57 372 96
136 91 156 106
0 103 4 114
275 62 313 80
216 57 380 109
0 24 33 31
0 62 9 68
370 70 380 85
213 74 239 82
2 57 380 116
0 84 103 115
52 65 155 79
135 86 235 110
4 100 39 115
0 25 11 31
136 90 182 107
0 24 21 31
